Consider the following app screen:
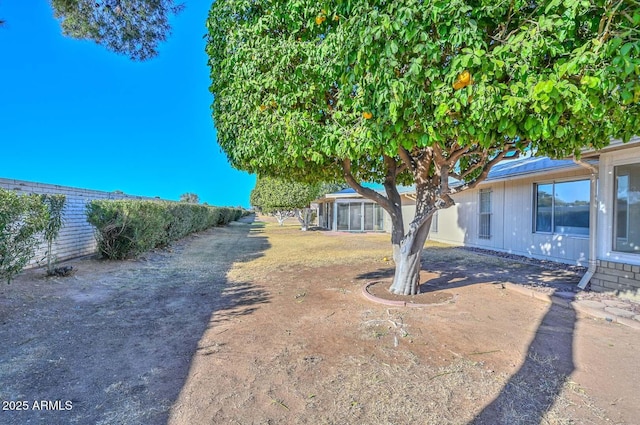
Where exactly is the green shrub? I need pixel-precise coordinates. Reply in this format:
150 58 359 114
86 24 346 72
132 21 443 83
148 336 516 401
0 189 48 283
86 200 246 260
86 200 170 259
41 194 66 275
216 207 243 225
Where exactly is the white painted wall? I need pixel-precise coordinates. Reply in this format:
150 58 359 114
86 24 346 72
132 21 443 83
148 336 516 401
428 167 592 265
1 178 159 268
597 145 640 266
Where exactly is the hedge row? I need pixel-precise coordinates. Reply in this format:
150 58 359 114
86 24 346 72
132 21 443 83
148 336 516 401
86 200 245 260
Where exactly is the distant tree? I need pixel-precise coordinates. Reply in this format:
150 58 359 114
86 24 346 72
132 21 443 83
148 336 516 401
208 0 640 295
50 0 185 60
250 177 323 230
180 193 199 203
319 182 350 195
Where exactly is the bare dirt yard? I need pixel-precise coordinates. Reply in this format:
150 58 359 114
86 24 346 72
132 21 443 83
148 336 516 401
1 215 639 424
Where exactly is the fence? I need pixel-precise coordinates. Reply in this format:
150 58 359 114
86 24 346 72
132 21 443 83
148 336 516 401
0 178 159 268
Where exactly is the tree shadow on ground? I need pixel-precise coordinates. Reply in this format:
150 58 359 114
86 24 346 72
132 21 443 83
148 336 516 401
357 245 579 424
356 245 580 293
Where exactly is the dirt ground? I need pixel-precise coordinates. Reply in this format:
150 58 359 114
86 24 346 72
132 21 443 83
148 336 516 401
1 215 639 424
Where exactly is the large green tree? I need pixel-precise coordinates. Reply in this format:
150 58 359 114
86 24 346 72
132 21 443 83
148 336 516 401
250 176 323 230
207 0 640 294
51 0 185 60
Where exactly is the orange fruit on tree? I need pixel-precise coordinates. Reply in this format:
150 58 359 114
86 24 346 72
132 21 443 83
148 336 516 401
453 70 472 90
363 111 373 119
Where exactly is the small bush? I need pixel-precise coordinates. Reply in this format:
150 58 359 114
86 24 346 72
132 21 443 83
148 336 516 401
0 189 49 283
41 194 66 275
86 200 245 260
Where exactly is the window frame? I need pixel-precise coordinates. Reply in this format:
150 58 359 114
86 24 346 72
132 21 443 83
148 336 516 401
431 211 438 233
613 163 640 254
533 178 590 237
478 188 492 240
335 200 384 232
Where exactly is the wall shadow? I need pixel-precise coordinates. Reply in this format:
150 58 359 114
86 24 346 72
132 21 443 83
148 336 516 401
0 215 271 425
471 301 576 424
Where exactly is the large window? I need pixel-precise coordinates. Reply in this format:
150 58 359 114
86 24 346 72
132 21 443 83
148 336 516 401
479 189 491 239
336 202 384 231
614 163 640 253
337 203 349 231
534 180 589 236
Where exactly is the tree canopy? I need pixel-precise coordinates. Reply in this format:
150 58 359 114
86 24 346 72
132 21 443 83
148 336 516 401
250 176 323 227
51 0 184 60
207 0 640 294
208 0 639 179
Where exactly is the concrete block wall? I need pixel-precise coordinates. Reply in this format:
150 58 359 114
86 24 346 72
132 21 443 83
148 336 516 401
0 178 159 269
591 260 640 300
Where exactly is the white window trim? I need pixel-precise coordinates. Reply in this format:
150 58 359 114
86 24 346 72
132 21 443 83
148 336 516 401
611 158 640 256
532 178 591 238
479 189 492 240
334 199 384 232
597 145 640 264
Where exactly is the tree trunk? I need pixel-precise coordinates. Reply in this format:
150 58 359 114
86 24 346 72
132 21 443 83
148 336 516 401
386 175 449 295
296 208 313 231
341 155 452 296
389 216 432 295
273 211 286 226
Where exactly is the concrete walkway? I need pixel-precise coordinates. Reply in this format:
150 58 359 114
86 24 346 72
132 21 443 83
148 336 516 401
505 283 640 330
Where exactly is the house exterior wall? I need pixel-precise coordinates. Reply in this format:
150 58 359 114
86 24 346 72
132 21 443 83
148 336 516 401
1 178 159 268
594 145 640 295
590 260 640 297
429 167 592 265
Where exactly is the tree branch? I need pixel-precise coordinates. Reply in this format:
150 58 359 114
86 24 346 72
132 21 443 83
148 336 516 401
448 147 520 194
398 146 415 173
341 159 395 212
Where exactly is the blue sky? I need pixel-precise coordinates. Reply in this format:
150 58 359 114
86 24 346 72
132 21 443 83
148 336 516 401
0 1 255 207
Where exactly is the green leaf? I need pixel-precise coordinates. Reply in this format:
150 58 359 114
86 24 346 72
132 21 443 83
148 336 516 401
390 40 398 55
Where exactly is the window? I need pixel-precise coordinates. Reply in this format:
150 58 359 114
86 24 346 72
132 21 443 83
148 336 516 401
349 203 362 230
337 203 349 231
431 211 438 233
534 180 590 236
479 189 491 239
363 203 384 231
614 163 640 253
336 202 384 231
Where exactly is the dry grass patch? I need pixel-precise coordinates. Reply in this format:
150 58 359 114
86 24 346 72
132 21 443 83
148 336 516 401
228 221 393 280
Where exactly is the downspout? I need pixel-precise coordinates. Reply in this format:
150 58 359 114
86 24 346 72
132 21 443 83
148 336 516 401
573 159 598 290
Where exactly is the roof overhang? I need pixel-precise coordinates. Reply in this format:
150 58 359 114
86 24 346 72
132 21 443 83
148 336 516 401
580 136 640 159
